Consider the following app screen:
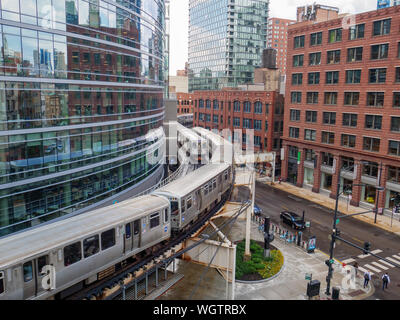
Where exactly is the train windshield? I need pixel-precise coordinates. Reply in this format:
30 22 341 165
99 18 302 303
171 201 179 216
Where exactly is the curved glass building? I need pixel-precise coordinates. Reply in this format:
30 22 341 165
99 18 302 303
0 0 167 236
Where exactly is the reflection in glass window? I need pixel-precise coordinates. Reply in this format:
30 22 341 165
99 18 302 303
23 262 33 282
101 229 115 250
64 242 82 266
83 235 100 258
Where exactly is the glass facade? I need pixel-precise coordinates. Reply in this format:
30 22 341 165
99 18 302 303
188 0 269 91
0 0 167 236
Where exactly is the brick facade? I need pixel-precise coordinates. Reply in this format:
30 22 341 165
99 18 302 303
282 5 400 213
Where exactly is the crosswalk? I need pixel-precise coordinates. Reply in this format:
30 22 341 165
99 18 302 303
342 251 400 276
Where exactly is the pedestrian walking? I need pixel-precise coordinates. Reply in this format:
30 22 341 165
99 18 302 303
353 262 359 277
363 271 371 288
382 273 390 291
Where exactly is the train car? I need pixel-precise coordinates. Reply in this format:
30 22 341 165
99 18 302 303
153 163 233 231
192 127 233 164
176 123 209 165
0 195 170 300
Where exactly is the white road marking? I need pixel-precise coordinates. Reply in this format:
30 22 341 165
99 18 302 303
358 253 370 259
358 266 374 276
379 260 395 268
371 249 383 255
342 258 355 264
371 262 388 271
393 255 400 260
364 264 381 273
386 257 400 266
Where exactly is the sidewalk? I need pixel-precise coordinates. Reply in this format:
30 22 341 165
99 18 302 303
261 179 400 236
232 219 374 300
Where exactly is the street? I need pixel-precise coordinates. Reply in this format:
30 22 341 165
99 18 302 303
249 182 400 300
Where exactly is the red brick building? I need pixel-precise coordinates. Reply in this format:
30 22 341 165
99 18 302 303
176 93 194 115
267 17 296 75
192 89 284 154
281 5 400 214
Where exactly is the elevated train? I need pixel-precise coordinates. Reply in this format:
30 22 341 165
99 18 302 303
0 162 233 300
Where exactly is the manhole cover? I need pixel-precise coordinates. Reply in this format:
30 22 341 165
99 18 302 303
348 289 364 297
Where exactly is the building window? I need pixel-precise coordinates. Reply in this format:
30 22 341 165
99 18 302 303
342 113 358 127
310 32 322 46
389 140 400 156
349 24 365 40
254 101 262 114
373 19 391 36
289 127 300 138
322 152 334 166
391 117 400 132
341 134 356 148
387 166 400 184
304 129 316 141
233 101 240 112
347 47 363 62
254 136 261 147
321 131 335 144
213 115 219 124
324 92 338 105
363 137 380 152
394 93 400 108
323 112 336 125
309 52 321 66
365 115 382 130
290 109 300 121
395 67 400 83
291 92 302 104
206 100 211 109
346 70 361 84
344 92 360 106
369 68 386 83
326 71 339 84
306 92 319 104
367 92 385 107
292 73 303 85
244 101 251 113
371 44 389 60
243 118 252 129
327 50 341 64
254 120 262 131
363 162 379 177
293 54 304 67
233 117 240 127
306 110 317 123
328 28 342 43
294 35 305 48
199 99 204 108
308 72 320 85
342 157 355 171
305 149 316 161
213 100 219 110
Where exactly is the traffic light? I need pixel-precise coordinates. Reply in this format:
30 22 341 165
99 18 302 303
325 259 334 267
363 242 371 254
335 229 341 237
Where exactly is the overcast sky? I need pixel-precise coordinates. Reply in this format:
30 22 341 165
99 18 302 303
169 0 377 75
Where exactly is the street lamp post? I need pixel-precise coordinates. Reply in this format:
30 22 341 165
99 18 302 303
374 162 383 224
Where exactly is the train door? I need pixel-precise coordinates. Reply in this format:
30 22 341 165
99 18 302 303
132 219 141 249
22 261 35 299
35 255 49 297
124 223 133 254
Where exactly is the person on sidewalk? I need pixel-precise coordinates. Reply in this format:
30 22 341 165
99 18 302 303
353 262 359 277
363 271 371 288
382 273 390 290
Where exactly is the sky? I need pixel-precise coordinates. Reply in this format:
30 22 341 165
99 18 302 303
169 0 377 75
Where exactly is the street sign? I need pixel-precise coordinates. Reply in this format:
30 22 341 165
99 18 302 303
305 273 312 281
336 219 340 225
305 221 311 228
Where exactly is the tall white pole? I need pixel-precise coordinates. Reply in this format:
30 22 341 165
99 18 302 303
244 168 255 259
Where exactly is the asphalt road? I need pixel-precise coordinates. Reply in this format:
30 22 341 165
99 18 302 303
243 182 400 300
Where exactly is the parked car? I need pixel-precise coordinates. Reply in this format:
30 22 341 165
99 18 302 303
244 201 262 216
280 211 305 230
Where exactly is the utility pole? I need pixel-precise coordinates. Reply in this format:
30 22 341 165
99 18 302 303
374 162 383 224
244 168 255 260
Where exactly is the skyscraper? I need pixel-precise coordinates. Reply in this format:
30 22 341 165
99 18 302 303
0 0 167 237
188 0 269 92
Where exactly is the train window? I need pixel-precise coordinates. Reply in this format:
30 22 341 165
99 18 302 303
37 256 48 274
204 185 208 196
64 242 82 266
181 199 186 213
187 197 192 210
150 213 160 228
224 170 228 181
83 235 100 258
125 224 131 239
0 272 4 294
213 179 217 190
164 209 168 223
171 201 179 216
23 262 33 282
133 220 140 235
101 229 115 250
